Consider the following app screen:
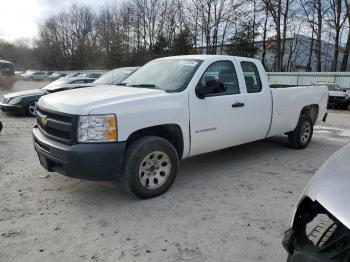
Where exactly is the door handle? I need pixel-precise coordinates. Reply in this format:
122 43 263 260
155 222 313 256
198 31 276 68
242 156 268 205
232 102 245 108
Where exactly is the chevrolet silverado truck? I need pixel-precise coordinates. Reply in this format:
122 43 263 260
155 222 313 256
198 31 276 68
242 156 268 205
32 55 328 198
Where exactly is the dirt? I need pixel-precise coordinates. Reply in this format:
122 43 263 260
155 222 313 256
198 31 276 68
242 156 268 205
1 81 350 262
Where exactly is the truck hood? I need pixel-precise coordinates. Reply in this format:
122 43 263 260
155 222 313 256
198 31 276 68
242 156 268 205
298 142 350 229
38 85 166 114
3 89 45 98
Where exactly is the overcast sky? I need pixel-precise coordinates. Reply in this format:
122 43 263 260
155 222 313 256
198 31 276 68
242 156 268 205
0 0 115 41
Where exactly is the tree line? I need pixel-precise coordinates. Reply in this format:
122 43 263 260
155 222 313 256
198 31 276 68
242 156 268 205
1 0 350 72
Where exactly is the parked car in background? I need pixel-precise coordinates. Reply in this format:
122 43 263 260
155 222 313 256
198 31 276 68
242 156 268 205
48 72 67 81
283 142 350 262
77 72 103 79
0 77 95 116
21 70 36 80
15 70 25 75
87 73 102 79
31 71 48 81
313 82 349 110
65 67 139 88
65 72 81 78
92 67 139 86
32 55 328 198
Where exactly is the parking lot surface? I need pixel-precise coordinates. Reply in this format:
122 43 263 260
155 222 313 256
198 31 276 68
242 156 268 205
1 81 350 262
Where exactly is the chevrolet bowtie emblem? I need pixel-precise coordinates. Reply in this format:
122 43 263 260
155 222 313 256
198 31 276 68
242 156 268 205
40 115 48 127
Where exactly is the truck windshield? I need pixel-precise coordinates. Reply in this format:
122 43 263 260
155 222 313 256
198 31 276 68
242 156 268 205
121 59 202 92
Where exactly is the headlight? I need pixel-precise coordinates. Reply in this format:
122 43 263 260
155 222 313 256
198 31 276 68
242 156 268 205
8 97 21 105
78 114 117 143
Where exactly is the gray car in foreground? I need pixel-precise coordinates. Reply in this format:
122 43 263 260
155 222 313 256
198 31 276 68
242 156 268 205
283 143 350 261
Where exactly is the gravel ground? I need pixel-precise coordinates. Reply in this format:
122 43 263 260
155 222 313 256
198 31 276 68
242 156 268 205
0 81 350 262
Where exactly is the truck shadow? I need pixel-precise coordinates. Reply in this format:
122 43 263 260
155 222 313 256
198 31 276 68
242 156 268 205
67 136 291 203
64 134 336 209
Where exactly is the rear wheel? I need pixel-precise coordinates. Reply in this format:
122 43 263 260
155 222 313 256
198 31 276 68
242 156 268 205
288 115 313 149
26 101 38 116
120 136 179 199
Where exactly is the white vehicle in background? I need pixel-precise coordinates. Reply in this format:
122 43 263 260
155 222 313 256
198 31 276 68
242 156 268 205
31 71 48 81
33 55 328 198
77 72 103 79
21 70 36 80
313 82 350 110
283 142 350 261
48 72 67 81
47 67 139 89
92 67 139 86
65 72 81 78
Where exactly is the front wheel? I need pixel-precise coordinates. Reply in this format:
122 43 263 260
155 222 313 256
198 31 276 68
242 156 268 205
120 136 179 199
288 222 350 262
26 101 38 116
288 115 314 149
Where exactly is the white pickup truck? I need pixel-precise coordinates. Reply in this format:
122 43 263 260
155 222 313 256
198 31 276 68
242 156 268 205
33 55 328 198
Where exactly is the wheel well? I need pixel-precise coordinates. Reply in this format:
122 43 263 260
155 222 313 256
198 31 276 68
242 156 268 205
126 124 184 158
301 104 319 124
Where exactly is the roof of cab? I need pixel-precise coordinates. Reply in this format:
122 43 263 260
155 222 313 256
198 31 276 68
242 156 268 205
156 54 260 62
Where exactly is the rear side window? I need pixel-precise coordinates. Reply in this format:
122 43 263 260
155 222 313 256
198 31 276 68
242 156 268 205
241 62 262 93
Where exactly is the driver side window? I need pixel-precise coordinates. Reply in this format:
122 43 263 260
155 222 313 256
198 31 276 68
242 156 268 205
199 61 240 95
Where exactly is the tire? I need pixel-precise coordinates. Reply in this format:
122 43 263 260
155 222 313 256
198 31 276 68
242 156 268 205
288 221 350 262
288 114 313 149
120 136 179 199
26 101 38 117
308 221 337 247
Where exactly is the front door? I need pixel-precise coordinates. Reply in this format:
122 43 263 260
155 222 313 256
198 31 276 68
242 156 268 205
189 60 248 156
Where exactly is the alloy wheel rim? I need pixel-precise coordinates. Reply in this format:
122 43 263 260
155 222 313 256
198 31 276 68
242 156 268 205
138 151 171 190
28 101 37 116
300 122 311 144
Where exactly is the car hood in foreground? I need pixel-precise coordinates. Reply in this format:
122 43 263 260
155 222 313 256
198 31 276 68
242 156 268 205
38 85 167 115
3 89 45 98
298 142 350 229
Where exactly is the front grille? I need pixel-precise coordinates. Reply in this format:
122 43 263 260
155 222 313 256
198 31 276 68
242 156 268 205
36 106 77 145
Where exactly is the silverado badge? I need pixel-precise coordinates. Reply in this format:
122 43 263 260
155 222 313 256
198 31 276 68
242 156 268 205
39 115 48 127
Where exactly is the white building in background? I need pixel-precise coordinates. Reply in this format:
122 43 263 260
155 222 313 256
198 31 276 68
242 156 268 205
255 34 350 72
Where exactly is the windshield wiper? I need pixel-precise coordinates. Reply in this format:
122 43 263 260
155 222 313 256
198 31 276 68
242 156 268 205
128 84 156 88
118 82 127 86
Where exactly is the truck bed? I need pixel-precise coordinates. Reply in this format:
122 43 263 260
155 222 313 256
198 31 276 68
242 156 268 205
267 85 328 137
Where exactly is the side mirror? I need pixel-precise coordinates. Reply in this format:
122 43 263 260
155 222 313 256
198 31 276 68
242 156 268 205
196 79 226 99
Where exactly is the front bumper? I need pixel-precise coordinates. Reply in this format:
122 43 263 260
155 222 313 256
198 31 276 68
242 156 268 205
328 96 350 107
0 102 25 115
33 126 126 180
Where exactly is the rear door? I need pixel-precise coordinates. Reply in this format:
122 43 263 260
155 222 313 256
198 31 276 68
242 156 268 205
236 60 272 139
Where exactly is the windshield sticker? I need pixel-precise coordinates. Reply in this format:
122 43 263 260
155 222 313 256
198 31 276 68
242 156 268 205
179 60 198 67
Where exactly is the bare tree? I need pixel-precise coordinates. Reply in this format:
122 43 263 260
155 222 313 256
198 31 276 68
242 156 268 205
340 0 350 71
325 0 347 71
